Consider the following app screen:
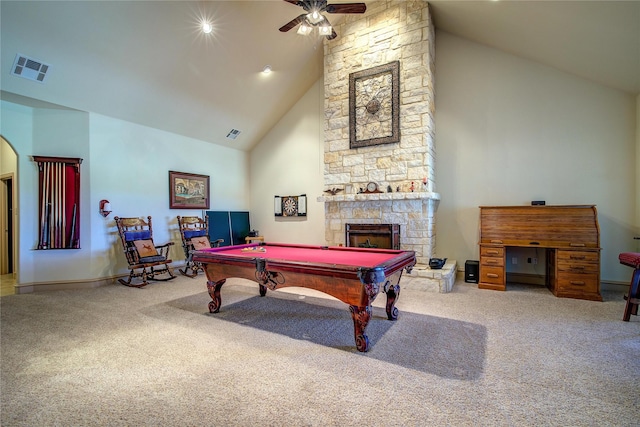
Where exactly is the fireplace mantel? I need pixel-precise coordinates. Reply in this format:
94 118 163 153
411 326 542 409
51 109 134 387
317 191 440 203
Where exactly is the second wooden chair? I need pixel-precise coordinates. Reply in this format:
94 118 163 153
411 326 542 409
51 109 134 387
177 215 223 277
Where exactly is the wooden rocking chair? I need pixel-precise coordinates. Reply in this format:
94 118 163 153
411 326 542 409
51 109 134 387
114 216 176 287
177 215 223 277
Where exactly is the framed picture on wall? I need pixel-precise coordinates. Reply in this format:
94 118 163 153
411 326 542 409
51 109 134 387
169 171 210 209
349 61 400 148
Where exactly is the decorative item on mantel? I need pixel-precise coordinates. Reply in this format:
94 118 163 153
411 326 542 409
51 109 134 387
324 187 343 196
358 182 383 194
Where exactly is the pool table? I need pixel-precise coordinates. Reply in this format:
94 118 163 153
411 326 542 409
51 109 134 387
192 242 416 352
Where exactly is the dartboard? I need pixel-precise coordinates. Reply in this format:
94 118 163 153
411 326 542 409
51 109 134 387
282 197 298 216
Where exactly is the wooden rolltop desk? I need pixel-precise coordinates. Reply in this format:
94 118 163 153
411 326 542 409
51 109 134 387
479 205 601 301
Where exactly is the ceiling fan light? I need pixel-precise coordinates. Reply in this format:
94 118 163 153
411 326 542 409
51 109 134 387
318 25 332 36
307 10 324 25
297 23 312 36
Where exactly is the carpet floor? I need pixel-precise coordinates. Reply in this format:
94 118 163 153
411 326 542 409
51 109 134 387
1 274 638 426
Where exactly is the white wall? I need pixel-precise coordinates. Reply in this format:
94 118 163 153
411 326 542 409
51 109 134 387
2 101 36 284
434 32 637 283
1 100 249 286
249 79 325 245
88 114 250 279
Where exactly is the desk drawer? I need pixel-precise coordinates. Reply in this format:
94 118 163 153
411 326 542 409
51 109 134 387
480 266 504 285
481 256 504 267
481 247 504 257
557 260 599 274
557 251 599 263
556 273 599 294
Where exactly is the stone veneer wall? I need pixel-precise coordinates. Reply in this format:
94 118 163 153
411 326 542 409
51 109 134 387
320 0 437 265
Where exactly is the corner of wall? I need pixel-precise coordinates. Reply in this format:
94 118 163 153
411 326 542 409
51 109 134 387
636 93 640 233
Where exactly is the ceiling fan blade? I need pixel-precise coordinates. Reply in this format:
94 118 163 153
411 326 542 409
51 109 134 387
326 29 338 40
283 0 302 6
279 14 307 32
326 3 366 14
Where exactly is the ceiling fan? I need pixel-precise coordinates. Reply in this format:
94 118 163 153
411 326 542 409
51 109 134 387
279 0 367 40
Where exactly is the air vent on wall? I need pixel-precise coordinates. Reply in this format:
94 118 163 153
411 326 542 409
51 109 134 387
11 54 50 83
226 129 241 140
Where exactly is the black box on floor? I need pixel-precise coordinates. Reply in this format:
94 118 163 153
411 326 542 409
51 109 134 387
465 260 479 283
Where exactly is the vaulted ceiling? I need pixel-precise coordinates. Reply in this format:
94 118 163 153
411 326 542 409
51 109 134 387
2 1 639 152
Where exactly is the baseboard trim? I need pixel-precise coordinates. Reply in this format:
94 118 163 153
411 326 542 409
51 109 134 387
12 262 191 294
600 280 629 288
14 276 120 294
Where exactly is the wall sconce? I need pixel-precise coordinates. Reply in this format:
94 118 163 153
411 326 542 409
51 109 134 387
99 199 112 217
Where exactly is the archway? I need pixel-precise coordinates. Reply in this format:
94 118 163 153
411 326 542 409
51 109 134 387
1 136 18 295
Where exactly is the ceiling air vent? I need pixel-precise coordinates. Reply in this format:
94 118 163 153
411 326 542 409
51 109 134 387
11 54 50 83
226 129 241 140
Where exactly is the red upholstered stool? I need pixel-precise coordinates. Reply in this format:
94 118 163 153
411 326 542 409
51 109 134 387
619 252 640 321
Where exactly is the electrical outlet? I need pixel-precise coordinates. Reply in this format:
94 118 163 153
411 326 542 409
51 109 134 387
512 257 517 265
532 257 538 265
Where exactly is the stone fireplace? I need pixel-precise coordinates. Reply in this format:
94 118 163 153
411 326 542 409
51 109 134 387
317 1 456 292
320 192 438 265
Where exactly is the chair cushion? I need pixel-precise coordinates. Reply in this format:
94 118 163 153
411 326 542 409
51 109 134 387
619 252 640 269
184 229 207 239
124 230 151 241
191 236 211 250
134 239 159 258
138 255 168 264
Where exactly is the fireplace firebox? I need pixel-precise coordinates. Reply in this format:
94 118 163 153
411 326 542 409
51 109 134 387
345 224 400 250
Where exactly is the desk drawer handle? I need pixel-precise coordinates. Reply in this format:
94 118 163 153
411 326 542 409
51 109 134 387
570 256 586 260
487 273 499 278
486 259 499 264
490 240 503 244
570 281 585 286
570 265 586 270
486 250 500 255
570 243 586 247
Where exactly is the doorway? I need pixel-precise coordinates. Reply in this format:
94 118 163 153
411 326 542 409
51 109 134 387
1 176 14 274
1 136 17 295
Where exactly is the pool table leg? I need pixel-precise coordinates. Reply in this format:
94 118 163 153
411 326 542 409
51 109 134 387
385 281 400 320
206 279 226 313
349 305 372 352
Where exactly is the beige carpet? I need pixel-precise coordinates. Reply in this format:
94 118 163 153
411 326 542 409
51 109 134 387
1 274 638 426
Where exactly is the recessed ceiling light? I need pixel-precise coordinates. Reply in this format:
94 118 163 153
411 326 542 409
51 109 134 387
262 65 272 74
202 21 213 34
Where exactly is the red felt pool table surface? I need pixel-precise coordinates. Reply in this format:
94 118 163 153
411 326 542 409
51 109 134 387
198 242 403 267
